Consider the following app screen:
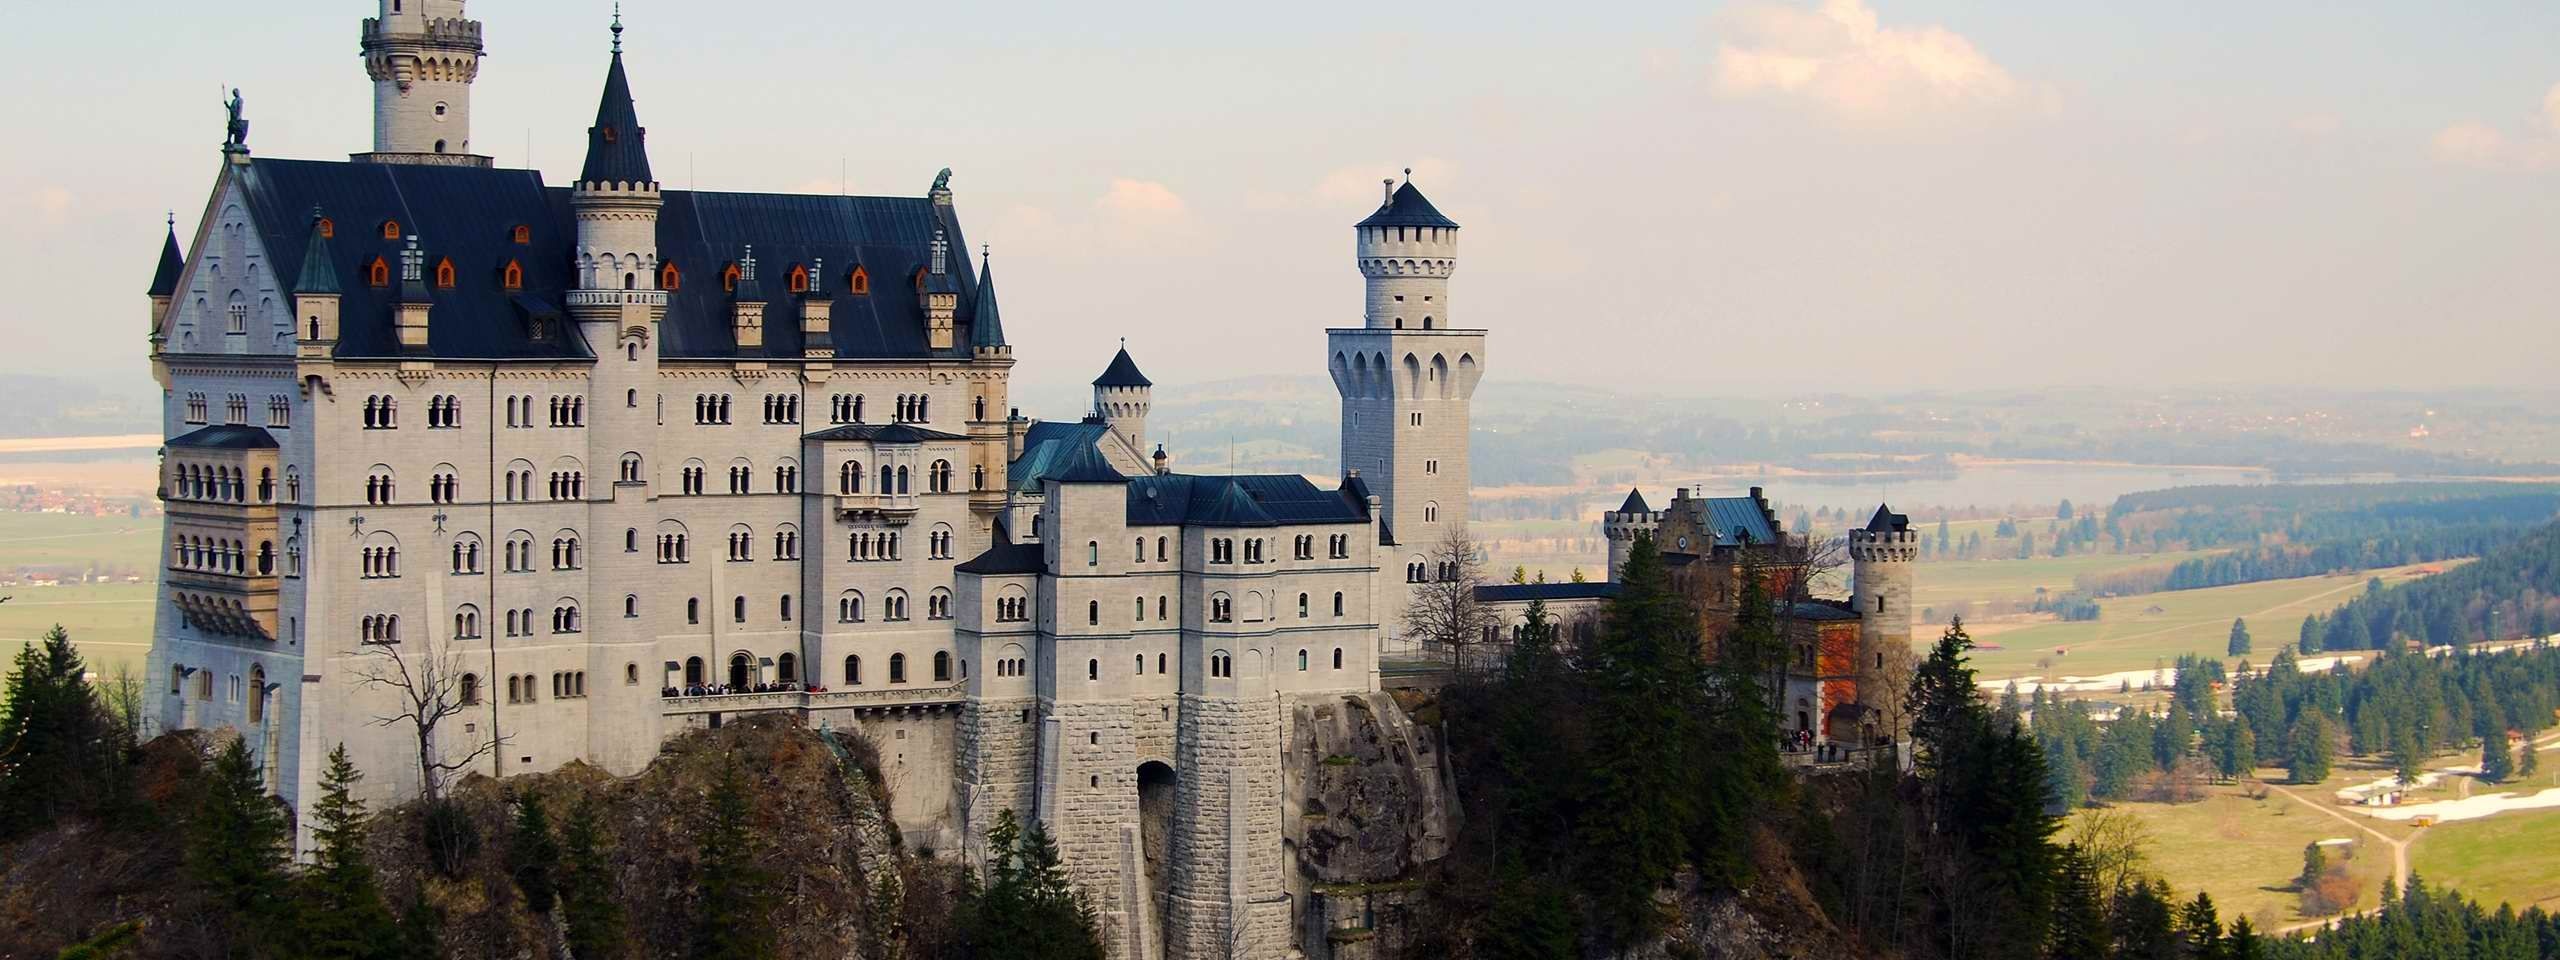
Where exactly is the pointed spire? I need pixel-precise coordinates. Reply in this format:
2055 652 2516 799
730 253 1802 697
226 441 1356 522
148 214 185 297
577 12 654 187
1094 345 1151 388
970 246 1006 349
293 206 339 296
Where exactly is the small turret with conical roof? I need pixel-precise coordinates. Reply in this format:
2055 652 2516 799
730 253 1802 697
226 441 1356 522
148 215 185 343
1604 488 1661 581
293 207 341 354
971 248 1009 358
1093 342 1151 455
1356 170 1459 331
571 8 662 297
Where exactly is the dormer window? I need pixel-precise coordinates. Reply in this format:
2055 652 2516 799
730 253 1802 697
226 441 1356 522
511 225 531 244
501 260 524 290
721 263 740 293
849 265 870 294
787 265 809 294
660 262 681 291
316 218 335 239
601 125 618 144
913 267 926 293
367 257 390 287
434 257 456 289
380 220 401 240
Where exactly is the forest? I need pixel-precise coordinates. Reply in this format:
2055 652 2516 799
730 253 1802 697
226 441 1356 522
2296 519 2560 653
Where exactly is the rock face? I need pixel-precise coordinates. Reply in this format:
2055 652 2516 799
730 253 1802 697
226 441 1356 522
1283 692 1457 959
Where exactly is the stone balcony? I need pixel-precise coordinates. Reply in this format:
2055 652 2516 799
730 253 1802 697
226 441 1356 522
566 289 670 308
660 681 968 718
834 492 920 524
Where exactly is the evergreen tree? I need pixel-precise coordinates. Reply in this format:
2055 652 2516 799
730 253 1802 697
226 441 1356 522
509 791 562 913
2176 892 2223 960
296 744 401 960
1476 851 1577 960
2110 879 2180 960
2298 614 2322 655
2522 735 2540 777
960 809 1105 960
2388 728 2423 786
1692 569 1785 892
1575 534 1707 939
2221 918 2264 960
2228 619 2252 657
2481 731 2515 784
560 797 630 960
1911 618 1985 794
2047 844 2108 960
0 625 118 839
2287 714 2334 785
188 737 294 952
689 760 773 960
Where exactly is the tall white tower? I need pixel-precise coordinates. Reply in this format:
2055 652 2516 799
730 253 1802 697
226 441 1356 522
360 0 485 163
1093 343 1152 455
1849 505 1917 733
1329 174 1485 563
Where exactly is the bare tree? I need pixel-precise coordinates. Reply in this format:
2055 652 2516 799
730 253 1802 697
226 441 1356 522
1401 526 1502 672
2064 807 2155 893
353 633 500 801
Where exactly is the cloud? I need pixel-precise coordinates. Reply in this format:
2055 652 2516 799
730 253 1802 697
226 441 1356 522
1246 160 1459 213
1096 179 1186 219
2430 82 2560 171
1709 0 2029 120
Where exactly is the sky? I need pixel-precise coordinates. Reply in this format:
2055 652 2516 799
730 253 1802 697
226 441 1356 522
4 0 2558 397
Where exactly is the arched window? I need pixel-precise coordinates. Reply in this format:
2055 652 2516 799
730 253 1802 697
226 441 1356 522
501 259 523 290
366 257 390 287
433 257 456 289
1333 592 1345 616
1087 600 1100 626
844 655 862 685
512 224 531 244
1088 659 1100 681
660 262 681 290
722 262 741 292
381 219 401 240
849 265 870 294
934 651 953 682
889 653 908 684
787 264 809 294
625 594 638 618
1333 647 1344 669
1298 649 1309 671
1299 593 1310 618
777 652 798 684
460 673 481 705
316 217 335 238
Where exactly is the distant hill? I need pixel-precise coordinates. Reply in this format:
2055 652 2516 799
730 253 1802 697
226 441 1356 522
0 373 158 440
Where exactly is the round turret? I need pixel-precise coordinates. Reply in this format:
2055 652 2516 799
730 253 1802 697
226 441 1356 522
362 0 484 159
1601 488 1659 582
1357 175 1460 331
1849 505 1918 726
1093 345 1152 455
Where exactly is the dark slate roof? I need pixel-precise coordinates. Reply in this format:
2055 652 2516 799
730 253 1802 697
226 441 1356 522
1474 582 1620 604
578 52 654 186
1048 441 1128 484
955 537 1044 575
166 424 279 450
970 259 1006 348
1699 496 1781 547
1616 488 1651 515
1123 474 1370 528
1865 504 1911 534
1009 420 1112 494
1356 181 1459 229
228 157 989 362
1094 347 1151 388
1785 600 1862 622
293 210 339 295
803 423 967 444
149 225 184 297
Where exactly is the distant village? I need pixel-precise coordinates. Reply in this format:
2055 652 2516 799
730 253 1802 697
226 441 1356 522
0 482 157 588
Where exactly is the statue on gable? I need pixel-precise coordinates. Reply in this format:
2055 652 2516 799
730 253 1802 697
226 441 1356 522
223 88 250 152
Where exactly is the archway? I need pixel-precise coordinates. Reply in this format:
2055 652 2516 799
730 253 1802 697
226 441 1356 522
729 652 752 691
1137 760 1178 953
684 657 705 687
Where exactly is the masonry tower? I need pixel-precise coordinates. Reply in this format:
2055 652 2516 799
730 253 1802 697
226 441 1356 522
1094 344 1152 455
1328 174 1485 589
360 0 485 163
1847 505 1917 718
1603 488 1659 582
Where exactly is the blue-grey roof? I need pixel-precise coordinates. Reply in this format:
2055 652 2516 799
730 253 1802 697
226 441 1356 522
150 226 184 298
1356 182 1458 230
1785 600 1861 622
1009 420 1111 493
1616 488 1650 515
803 423 967 444
1047 441 1128 484
167 424 278 450
1700 495 1781 547
1094 347 1151 388
226 157 991 362
1123 474 1369 528
578 51 654 186
293 210 339 295
955 537 1044 575
1864 504 1910 534
1474 582 1619 604
970 259 1006 348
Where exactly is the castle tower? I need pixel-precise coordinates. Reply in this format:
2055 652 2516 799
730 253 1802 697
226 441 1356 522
565 13 668 776
1093 344 1151 455
359 0 486 163
1603 488 1658 582
148 216 184 348
1848 505 1917 730
1328 174 1485 564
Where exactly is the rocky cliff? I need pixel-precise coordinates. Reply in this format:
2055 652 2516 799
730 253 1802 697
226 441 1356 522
1284 690 1459 959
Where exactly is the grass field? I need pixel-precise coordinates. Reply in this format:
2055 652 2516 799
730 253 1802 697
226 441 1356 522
2412 806 2560 912
2073 780 2395 930
1913 548 2223 615
1960 562 2445 680
0 510 161 572
1 581 158 677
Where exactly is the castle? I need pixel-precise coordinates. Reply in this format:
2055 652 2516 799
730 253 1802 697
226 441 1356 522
140 5 1902 956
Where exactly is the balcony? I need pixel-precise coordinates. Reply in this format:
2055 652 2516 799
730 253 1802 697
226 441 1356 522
566 290 670 308
659 681 967 718
835 492 919 525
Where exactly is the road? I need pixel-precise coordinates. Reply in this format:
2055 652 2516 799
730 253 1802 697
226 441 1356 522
2266 780 2410 937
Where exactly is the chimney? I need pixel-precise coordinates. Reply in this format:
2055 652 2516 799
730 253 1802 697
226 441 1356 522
800 255 832 359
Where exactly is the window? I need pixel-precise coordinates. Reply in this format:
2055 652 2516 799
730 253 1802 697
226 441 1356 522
1333 592 1345 616
788 264 809 294
889 653 908 684
1210 652 1231 678
1211 594 1232 623
1298 593 1310 618
625 595 638 618
840 591 864 623
733 596 747 623
460 673 480 705
1135 597 1146 621
1333 647 1344 670
844 655 862 685
381 220 401 240
367 257 390 287
502 260 523 290
362 395 398 429
934 651 953 682
1298 649 1309 671
722 262 740 292
184 392 208 424
780 595 794 622
365 466 396 505
621 453 643 483
1087 600 1100 626
687 598 701 624
929 589 952 620
1087 541 1100 567
1424 502 1439 523
454 606 481 639
849 265 870 294
930 460 953 493
1087 659 1100 681
434 257 455 289
450 534 481 574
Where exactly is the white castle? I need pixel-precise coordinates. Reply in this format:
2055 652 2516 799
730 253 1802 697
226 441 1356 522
141 4 1487 956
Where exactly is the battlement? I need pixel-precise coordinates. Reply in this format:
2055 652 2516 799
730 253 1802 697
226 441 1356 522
361 17 484 53
1847 527 1919 562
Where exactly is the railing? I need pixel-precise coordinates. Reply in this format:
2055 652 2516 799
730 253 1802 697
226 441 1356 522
660 681 967 717
565 290 670 308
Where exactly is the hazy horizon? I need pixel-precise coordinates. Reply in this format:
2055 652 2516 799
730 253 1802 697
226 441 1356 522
8 0 2557 394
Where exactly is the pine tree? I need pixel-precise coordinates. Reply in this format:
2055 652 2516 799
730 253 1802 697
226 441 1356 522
2287 714 2333 785
2221 918 2265 960
0 625 117 839
510 791 562 913
961 809 1105 960
1477 851 1576 960
2227 619 2251 657
1575 534 1706 940
2298 614 2322 655
189 737 294 951
2046 844 2108 960
689 760 772 960
561 797 630 960
2481 732 2515 784
2388 728 2423 786
297 744 401 959
2110 879 2179 960
2175 892 2223 960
